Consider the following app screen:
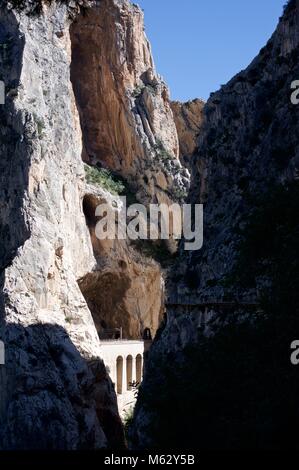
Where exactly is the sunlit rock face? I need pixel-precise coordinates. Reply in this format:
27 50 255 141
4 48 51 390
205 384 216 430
171 99 205 168
79 187 165 341
0 0 187 449
68 0 174 340
0 2 124 449
131 0 299 450
70 0 189 205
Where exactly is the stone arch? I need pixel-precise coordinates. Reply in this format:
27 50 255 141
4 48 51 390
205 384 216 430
82 193 104 258
116 356 123 394
136 354 142 384
126 355 133 390
82 194 98 228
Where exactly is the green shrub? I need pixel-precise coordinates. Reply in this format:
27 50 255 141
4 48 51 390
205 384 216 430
154 140 174 163
84 164 125 195
171 185 187 202
131 85 144 98
146 84 158 95
123 406 134 445
33 113 45 138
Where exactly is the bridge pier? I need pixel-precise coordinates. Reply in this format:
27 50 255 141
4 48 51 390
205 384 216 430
132 355 137 389
99 340 150 417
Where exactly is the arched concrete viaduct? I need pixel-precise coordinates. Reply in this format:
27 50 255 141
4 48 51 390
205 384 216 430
99 340 151 416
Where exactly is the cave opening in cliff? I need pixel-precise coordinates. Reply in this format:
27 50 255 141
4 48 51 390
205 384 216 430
70 5 135 339
68 0 167 350
70 27 164 344
79 192 164 342
69 5 130 341
82 193 102 257
79 194 133 340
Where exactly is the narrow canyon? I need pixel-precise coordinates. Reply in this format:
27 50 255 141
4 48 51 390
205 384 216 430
0 0 299 451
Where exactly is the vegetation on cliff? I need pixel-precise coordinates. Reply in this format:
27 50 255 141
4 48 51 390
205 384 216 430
85 164 126 196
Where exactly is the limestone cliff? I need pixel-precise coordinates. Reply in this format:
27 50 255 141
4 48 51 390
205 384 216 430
3 0 296 452
180 0 299 303
0 1 127 449
171 98 204 168
70 0 189 205
68 0 176 340
131 0 299 450
79 186 164 340
0 0 189 449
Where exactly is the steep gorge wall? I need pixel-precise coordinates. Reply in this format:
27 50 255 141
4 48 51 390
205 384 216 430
132 0 299 449
181 0 299 302
70 0 189 205
68 0 188 341
0 1 124 449
78 186 164 340
0 0 186 449
171 98 204 168
69 0 173 340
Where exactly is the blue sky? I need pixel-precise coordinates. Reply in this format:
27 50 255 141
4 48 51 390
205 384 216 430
136 0 287 101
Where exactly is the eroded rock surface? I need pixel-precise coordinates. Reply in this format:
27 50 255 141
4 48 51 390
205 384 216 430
79 186 165 340
131 0 299 450
70 0 189 205
171 98 204 168
0 0 185 449
0 2 123 449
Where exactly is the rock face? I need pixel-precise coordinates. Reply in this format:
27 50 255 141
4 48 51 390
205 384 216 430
171 99 204 167
70 0 189 205
131 0 299 450
68 0 182 341
4 0 297 452
0 0 185 450
78 186 165 340
0 1 124 449
181 0 299 303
